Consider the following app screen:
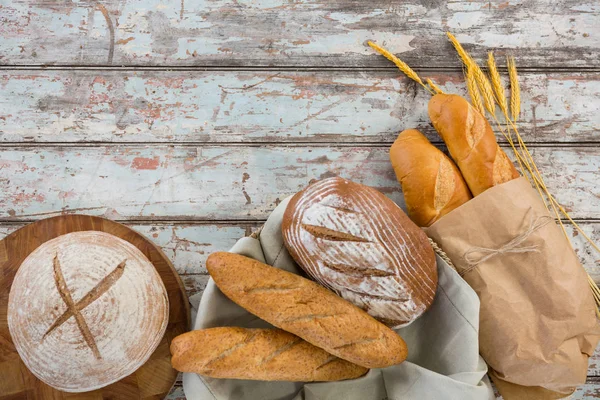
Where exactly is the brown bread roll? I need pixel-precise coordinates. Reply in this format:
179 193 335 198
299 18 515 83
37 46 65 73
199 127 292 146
281 177 437 328
206 252 408 369
428 94 519 196
170 327 368 381
389 129 472 227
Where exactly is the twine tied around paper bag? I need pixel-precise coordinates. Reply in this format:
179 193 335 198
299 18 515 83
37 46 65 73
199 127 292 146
462 210 553 274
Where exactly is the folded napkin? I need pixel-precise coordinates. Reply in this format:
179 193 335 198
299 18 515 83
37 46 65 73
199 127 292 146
183 197 494 400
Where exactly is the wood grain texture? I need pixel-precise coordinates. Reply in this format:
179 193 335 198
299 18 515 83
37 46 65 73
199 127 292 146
0 221 599 282
0 0 599 68
1 70 599 143
0 215 190 399
1 146 600 221
559 382 600 399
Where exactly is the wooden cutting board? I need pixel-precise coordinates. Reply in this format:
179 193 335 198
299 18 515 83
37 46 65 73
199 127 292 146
0 215 190 400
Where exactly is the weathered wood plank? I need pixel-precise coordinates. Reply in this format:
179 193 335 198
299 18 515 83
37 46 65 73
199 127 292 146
1 217 599 281
1 146 600 221
589 349 600 377
0 0 598 68
0 145 402 221
8 220 600 279
553 382 600 399
1 70 599 144
495 380 600 399
0 222 253 274
130 224 253 274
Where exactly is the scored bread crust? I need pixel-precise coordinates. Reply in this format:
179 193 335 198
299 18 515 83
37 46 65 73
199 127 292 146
281 177 438 328
170 327 368 381
428 94 519 196
7 231 168 393
206 252 408 369
389 129 472 227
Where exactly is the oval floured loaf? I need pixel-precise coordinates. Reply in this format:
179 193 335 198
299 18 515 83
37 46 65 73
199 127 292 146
8 231 169 392
282 177 437 328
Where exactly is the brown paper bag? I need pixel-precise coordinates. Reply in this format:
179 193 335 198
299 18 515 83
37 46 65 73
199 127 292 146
425 177 600 399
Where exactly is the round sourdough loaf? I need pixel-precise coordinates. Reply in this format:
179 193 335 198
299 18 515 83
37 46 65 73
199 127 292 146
282 177 437 328
7 231 169 392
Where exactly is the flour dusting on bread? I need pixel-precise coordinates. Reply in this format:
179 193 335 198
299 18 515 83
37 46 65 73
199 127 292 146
7 231 169 392
282 177 437 328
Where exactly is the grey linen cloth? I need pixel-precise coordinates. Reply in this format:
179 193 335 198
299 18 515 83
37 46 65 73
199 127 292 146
182 197 494 400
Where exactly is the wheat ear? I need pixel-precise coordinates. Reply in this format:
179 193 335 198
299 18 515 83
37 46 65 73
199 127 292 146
472 67 496 115
447 33 496 113
487 51 524 172
466 68 485 115
507 56 521 122
487 52 508 116
426 78 444 94
367 41 434 94
446 32 474 69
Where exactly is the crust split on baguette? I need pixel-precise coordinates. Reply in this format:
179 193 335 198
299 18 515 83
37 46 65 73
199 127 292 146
390 129 472 227
428 94 519 196
171 327 368 381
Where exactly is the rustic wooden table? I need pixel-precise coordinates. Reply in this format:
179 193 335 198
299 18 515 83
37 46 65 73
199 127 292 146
1 1 599 398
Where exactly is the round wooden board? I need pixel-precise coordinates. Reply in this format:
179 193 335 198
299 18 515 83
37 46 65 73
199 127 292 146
0 215 190 400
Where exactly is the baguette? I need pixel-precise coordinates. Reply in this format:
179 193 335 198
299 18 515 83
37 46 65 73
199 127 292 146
170 327 368 381
389 129 472 227
428 94 519 196
206 252 408 369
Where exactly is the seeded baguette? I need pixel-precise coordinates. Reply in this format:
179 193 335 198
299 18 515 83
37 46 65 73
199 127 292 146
206 252 408 369
170 327 368 381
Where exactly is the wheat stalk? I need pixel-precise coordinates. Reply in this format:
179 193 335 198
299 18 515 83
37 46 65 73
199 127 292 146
367 41 434 94
426 78 444 94
446 33 497 114
466 68 485 115
507 56 521 122
367 41 443 96
486 51 531 178
446 32 475 69
487 52 508 116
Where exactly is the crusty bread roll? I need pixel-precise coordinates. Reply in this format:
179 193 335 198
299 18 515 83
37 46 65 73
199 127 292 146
390 129 472 227
281 177 437 328
8 231 168 393
170 327 368 381
428 94 519 196
206 252 408 369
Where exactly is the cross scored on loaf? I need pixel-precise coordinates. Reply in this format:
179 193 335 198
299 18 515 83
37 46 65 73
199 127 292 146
43 254 127 360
